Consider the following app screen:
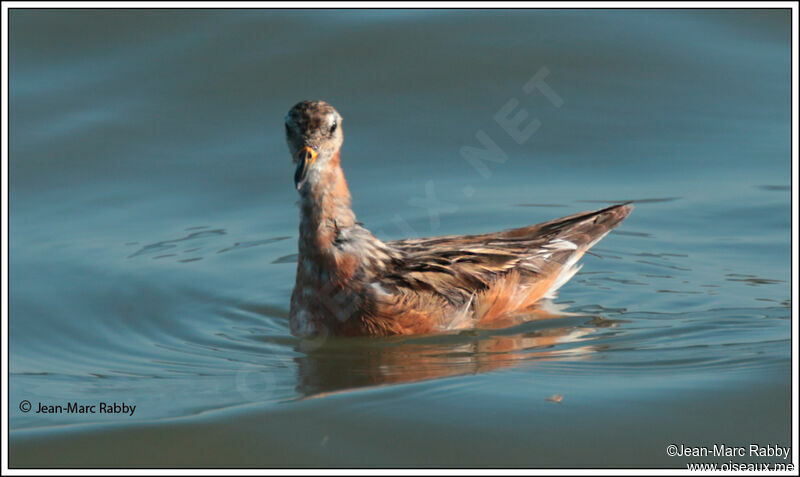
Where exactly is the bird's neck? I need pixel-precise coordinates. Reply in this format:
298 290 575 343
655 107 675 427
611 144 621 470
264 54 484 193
298 150 356 252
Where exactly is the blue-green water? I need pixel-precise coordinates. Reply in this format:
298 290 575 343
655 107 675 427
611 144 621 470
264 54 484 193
8 9 791 468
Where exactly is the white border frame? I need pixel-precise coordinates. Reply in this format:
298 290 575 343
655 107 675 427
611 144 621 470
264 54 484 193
1 2 797 475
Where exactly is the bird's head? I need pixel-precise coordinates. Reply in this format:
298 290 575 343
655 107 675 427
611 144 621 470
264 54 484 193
285 100 344 191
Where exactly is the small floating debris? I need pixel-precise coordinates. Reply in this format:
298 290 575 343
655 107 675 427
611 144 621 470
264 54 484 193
545 394 564 404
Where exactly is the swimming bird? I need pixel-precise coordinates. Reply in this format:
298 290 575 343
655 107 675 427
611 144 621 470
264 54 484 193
285 100 632 337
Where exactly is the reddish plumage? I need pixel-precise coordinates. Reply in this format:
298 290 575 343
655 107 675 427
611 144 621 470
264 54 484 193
284 100 633 337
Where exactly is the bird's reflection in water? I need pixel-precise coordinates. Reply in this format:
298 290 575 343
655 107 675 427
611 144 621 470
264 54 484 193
293 303 625 399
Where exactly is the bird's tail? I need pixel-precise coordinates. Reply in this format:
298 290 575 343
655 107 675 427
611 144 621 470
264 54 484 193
540 203 633 299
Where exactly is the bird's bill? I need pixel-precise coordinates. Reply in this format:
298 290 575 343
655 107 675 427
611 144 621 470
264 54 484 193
294 146 318 190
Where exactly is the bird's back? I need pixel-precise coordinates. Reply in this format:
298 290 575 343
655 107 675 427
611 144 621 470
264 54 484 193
376 203 633 331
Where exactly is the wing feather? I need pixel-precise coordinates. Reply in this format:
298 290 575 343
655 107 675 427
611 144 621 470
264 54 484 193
380 204 632 307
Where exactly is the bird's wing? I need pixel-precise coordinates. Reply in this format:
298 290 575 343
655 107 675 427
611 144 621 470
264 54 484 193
382 204 633 306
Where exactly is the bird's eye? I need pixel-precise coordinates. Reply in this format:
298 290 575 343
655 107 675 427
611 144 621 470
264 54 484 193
330 121 338 134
